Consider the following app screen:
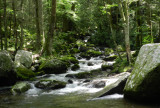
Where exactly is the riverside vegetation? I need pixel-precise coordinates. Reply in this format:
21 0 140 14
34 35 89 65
1 0 160 107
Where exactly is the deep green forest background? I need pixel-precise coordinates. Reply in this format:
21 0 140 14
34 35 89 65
0 0 160 64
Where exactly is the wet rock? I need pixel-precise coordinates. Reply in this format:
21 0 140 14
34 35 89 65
92 81 106 88
66 69 103 79
68 79 73 84
60 56 79 64
124 44 160 102
103 55 118 61
79 45 88 52
15 50 32 68
94 72 130 98
71 64 80 71
101 62 113 71
0 50 16 86
87 62 94 66
104 48 114 56
11 82 31 95
79 53 91 60
39 59 68 74
83 79 91 83
35 80 66 90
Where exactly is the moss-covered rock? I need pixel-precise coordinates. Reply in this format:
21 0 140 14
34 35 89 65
101 63 113 71
39 59 68 74
15 50 32 68
11 82 31 95
71 64 80 71
87 50 102 57
66 69 104 79
35 80 66 90
0 50 16 86
60 56 79 64
124 44 160 102
79 53 91 60
103 55 118 61
15 66 35 80
70 48 80 54
104 48 114 56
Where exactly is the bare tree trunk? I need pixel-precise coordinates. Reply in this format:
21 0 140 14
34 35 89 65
43 0 56 55
35 0 42 52
0 0 3 50
12 0 18 51
3 0 7 50
118 0 131 64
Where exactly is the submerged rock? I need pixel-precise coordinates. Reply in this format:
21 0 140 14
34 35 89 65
87 62 94 66
39 59 68 74
11 82 31 95
15 50 32 68
0 50 16 86
94 72 130 98
35 80 66 90
124 44 160 102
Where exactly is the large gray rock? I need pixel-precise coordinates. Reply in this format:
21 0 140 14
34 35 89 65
15 50 32 68
11 82 31 95
93 72 130 98
0 50 16 86
124 44 160 102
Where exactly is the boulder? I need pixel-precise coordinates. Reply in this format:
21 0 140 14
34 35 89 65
11 82 31 95
39 59 68 74
15 50 32 68
60 56 79 64
103 55 118 61
35 80 66 90
87 62 94 66
124 44 160 102
15 66 35 80
66 69 104 79
101 62 113 71
0 50 16 86
71 64 80 71
94 72 130 98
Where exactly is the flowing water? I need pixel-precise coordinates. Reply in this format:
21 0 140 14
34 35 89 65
0 38 159 107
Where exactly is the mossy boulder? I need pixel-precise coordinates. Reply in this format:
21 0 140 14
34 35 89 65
60 56 79 64
0 50 16 86
87 50 102 57
71 64 80 71
103 55 118 61
70 48 80 54
15 66 35 80
15 50 32 68
79 53 91 60
39 59 68 74
104 48 114 56
124 44 160 102
11 82 31 95
35 80 66 90
66 69 103 79
101 62 113 71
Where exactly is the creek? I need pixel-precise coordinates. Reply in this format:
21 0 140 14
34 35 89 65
0 55 159 108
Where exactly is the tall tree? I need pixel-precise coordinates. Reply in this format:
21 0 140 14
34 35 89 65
3 0 7 50
35 0 42 52
118 0 131 64
0 0 3 50
12 0 18 51
43 0 57 55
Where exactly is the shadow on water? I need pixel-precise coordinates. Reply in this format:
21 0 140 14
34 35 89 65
0 91 160 108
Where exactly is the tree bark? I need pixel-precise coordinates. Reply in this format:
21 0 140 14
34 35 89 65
118 0 131 64
43 0 56 55
35 0 42 52
3 0 7 50
0 0 3 50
